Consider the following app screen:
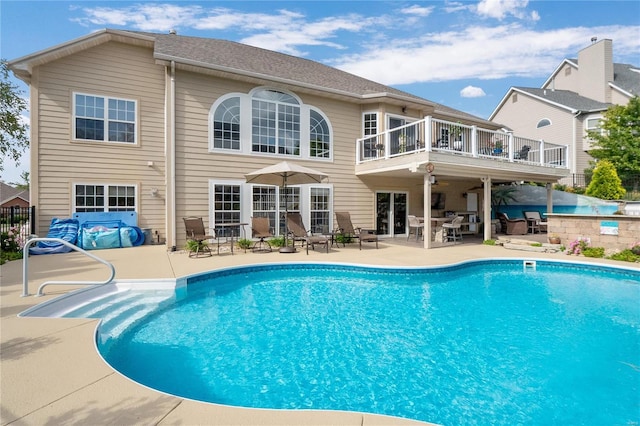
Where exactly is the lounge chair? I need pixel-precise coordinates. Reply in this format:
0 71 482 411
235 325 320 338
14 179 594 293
251 216 273 252
442 215 464 244
183 217 214 257
523 211 548 234
286 212 329 254
407 215 423 241
514 145 531 160
496 212 527 235
334 211 379 249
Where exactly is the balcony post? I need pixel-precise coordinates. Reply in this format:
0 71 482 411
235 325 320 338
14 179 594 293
508 133 514 161
425 116 432 151
471 125 478 157
539 139 545 166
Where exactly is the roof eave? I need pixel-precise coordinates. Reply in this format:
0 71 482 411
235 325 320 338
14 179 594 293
8 29 155 83
156 54 436 107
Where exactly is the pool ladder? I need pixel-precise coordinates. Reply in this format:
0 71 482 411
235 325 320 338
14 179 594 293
523 260 537 271
22 237 116 297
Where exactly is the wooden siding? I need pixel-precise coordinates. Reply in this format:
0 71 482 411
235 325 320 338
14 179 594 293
173 69 386 244
33 41 166 238
491 92 576 171
544 62 578 92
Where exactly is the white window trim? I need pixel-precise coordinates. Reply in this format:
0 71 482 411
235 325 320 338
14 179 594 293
362 111 379 135
72 182 138 212
72 92 139 145
209 179 333 236
208 87 333 162
536 118 552 128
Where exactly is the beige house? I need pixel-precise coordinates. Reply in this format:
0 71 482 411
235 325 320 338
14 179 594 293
9 29 569 250
490 38 640 187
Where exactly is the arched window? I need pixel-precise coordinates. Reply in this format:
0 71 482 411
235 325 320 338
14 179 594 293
310 109 330 158
212 97 241 150
252 89 300 155
536 118 551 128
210 88 332 159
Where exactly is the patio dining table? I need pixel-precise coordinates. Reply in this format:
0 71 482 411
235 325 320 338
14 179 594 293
417 217 452 242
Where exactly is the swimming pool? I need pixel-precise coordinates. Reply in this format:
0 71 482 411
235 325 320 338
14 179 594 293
86 260 638 424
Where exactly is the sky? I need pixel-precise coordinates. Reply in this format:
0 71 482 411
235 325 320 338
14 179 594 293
1 0 639 184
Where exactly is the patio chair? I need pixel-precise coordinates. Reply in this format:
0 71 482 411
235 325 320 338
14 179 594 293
442 215 464 244
523 211 548 234
183 217 213 257
286 212 329 254
514 145 531 160
334 211 379 249
407 215 423 241
251 216 273 252
496 213 527 235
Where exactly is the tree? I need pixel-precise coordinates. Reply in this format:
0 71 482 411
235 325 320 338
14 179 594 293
587 96 640 183
585 160 626 200
0 60 29 173
9 170 29 190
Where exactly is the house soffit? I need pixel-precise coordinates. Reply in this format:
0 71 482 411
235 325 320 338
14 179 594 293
355 154 568 183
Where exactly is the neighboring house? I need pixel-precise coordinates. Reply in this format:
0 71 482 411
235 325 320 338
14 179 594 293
8 29 568 249
490 38 640 186
0 182 29 208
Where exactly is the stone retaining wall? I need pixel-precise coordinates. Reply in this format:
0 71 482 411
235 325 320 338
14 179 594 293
546 214 640 250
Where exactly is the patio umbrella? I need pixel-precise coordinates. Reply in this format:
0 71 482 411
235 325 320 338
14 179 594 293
245 161 328 253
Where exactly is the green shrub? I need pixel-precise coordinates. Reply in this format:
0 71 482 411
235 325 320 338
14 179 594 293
530 242 542 247
608 249 640 262
582 247 605 258
335 233 353 244
483 239 496 245
268 235 286 248
185 239 208 252
236 238 253 251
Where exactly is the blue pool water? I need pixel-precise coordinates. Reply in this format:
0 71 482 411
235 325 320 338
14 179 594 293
93 261 640 425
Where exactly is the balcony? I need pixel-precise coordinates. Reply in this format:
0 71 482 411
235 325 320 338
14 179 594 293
355 117 568 180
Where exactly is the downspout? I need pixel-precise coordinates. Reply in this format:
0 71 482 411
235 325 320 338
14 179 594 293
168 61 177 251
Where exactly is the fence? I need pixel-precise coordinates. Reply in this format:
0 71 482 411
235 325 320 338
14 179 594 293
1 206 36 246
565 174 640 192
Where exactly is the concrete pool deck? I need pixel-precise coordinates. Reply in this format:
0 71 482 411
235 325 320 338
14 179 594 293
1 240 636 425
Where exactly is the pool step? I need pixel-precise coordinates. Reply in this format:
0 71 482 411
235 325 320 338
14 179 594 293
64 290 176 350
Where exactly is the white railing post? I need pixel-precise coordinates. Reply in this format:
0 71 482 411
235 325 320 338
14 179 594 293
508 133 514 161
471 125 478 157
425 116 432 151
539 139 545 166
355 137 361 164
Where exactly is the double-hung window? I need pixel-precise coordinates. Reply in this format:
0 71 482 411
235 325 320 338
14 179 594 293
213 184 241 237
310 187 331 234
252 186 277 233
363 112 379 158
74 93 136 143
74 184 136 212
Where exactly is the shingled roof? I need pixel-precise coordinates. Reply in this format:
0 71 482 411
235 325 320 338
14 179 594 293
513 87 611 113
126 30 494 125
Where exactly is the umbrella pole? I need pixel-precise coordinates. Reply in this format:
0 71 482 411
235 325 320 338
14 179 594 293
280 175 296 253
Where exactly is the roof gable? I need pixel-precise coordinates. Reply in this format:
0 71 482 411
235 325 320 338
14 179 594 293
0 182 29 205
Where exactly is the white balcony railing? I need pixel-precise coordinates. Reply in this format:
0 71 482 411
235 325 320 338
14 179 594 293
356 116 568 168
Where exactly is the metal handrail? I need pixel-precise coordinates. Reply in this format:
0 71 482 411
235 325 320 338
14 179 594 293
22 238 116 297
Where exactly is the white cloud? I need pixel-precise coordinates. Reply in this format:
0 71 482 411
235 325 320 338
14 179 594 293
476 0 538 21
70 3 639 85
460 86 486 98
400 5 435 17
331 24 640 85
